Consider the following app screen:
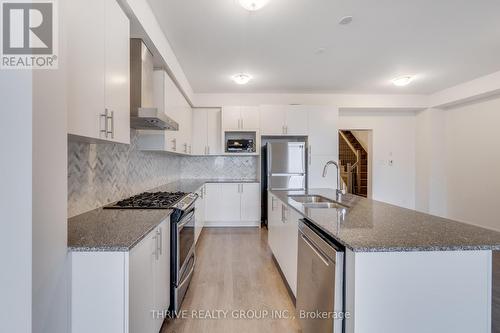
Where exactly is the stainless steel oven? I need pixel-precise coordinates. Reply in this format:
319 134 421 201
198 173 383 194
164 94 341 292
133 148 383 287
170 201 196 312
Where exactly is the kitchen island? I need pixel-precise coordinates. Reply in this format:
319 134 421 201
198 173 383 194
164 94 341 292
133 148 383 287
269 188 500 333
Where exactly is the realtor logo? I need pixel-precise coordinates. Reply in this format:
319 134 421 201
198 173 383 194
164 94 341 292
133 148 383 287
1 0 58 69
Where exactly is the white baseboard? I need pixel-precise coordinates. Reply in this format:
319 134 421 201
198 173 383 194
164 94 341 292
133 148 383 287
204 221 261 227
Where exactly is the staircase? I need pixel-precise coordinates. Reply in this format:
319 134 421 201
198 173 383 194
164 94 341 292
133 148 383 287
339 131 368 197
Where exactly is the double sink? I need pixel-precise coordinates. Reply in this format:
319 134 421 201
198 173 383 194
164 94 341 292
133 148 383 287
289 194 349 209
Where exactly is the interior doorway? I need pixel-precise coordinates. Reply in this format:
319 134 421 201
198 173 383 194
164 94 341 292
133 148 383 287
338 129 373 198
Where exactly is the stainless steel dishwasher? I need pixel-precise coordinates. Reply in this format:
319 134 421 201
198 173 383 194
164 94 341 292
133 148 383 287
297 219 344 333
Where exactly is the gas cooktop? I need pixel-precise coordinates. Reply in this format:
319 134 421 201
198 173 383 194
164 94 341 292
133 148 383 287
104 191 189 209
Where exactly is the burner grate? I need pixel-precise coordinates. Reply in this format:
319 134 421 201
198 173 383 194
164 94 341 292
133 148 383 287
107 191 187 209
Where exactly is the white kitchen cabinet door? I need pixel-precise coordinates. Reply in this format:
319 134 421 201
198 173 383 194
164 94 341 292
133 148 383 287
219 183 242 222
308 154 339 189
67 0 130 144
191 109 208 155
153 222 170 332
240 183 261 222
195 186 205 243
129 230 156 333
282 208 299 296
240 106 260 129
66 0 105 141
267 194 281 257
154 71 178 153
286 105 309 135
222 106 241 129
260 105 286 135
177 106 192 154
206 109 221 155
308 106 338 156
204 183 221 222
104 0 130 144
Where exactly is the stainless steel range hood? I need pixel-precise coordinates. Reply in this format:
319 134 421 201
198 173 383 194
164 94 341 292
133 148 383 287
130 39 178 130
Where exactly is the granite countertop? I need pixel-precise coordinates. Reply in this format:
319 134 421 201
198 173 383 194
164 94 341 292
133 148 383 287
150 178 260 193
271 188 500 252
68 178 259 252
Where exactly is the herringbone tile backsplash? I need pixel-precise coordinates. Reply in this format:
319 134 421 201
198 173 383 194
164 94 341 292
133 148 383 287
68 131 258 217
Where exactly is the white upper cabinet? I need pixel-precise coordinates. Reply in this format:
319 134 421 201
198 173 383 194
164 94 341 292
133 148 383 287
222 106 260 130
240 106 260 129
222 106 240 129
307 106 338 156
138 70 193 155
191 109 207 155
192 108 221 155
207 110 222 155
260 105 308 135
260 105 287 135
286 105 309 135
67 0 130 144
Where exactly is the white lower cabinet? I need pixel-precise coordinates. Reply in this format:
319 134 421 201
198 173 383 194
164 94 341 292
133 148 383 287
267 193 299 296
194 185 205 244
204 182 261 226
71 220 170 333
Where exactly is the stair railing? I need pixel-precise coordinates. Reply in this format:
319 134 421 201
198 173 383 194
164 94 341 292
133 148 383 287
339 131 361 195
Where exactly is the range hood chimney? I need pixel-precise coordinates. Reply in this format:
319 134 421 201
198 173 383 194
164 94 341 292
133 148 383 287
130 39 178 130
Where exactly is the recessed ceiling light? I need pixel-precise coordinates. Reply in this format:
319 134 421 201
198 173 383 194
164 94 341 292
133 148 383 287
315 47 327 54
392 75 415 87
231 73 253 85
238 0 270 11
339 16 353 25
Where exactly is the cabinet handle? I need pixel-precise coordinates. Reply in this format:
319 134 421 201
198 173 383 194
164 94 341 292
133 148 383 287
153 235 159 260
271 197 275 211
171 138 177 151
100 109 109 138
109 110 114 139
308 145 312 165
157 228 162 256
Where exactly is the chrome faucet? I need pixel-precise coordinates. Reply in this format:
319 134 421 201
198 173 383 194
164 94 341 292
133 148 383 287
322 160 343 200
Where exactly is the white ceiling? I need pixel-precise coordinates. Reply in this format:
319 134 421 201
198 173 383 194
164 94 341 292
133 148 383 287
146 0 500 94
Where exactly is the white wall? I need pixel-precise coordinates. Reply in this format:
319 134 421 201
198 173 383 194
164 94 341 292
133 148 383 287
0 71 33 333
339 110 417 209
32 6 70 333
417 96 500 231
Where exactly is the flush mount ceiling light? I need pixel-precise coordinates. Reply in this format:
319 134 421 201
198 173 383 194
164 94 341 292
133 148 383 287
238 0 270 11
339 16 353 25
231 73 253 85
392 75 415 87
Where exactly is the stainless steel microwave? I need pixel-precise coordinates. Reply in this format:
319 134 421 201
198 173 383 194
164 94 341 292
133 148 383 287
226 139 255 153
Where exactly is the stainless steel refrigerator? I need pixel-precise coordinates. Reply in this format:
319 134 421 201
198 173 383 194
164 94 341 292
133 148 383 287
267 142 307 190
261 141 307 225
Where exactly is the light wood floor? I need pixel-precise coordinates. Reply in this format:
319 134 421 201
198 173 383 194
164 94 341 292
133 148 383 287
161 227 301 333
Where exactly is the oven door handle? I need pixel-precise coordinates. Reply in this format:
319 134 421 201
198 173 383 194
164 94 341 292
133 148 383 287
178 255 196 288
178 210 195 230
